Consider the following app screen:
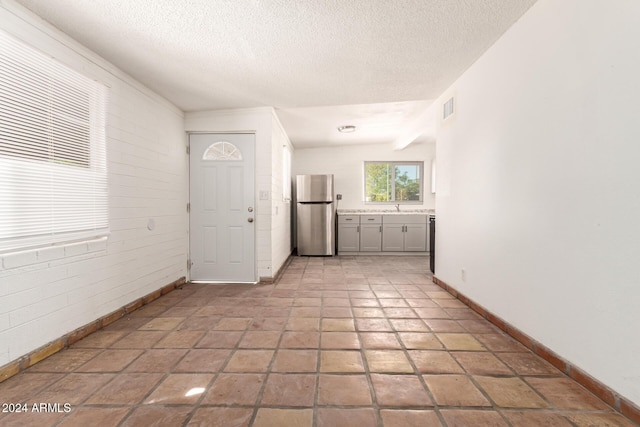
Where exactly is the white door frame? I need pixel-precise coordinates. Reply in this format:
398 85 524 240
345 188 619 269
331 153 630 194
188 132 257 283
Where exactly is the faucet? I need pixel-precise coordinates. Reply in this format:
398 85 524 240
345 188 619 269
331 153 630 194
395 204 400 212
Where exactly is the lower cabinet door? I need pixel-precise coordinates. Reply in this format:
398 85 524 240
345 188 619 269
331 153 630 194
404 224 427 251
338 224 360 252
360 224 382 251
382 224 404 251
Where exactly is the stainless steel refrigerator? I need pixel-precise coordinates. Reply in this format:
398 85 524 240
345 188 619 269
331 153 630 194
296 174 335 256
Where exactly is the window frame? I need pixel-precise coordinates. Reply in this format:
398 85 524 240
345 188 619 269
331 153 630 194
363 161 424 204
0 29 109 254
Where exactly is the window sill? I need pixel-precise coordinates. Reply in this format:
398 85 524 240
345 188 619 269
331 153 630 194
0 237 108 270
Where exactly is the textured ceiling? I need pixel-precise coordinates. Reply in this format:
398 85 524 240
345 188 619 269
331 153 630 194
14 0 537 148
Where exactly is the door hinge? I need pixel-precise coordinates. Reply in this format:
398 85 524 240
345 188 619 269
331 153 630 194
187 203 190 213
186 145 190 155
187 259 191 270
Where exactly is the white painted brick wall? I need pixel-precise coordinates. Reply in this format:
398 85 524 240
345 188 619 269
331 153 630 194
36 247 67 263
0 314 9 334
2 251 38 270
0 3 188 366
271 114 293 272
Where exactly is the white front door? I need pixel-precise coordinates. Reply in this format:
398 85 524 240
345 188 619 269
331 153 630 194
189 133 255 282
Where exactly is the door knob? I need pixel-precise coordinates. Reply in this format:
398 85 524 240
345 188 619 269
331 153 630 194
248 217 254 223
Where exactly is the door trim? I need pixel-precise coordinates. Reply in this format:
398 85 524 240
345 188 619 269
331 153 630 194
187 132 257 284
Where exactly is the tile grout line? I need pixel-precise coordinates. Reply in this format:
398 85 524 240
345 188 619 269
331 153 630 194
2 256 637 426
0 277 187 385
361 278 384 427
50 303 184 425
433 275 640 425
107 299 197 426
389 282 447 426
312 258 321 427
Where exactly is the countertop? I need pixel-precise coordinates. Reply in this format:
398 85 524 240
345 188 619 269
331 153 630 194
337 209 435 215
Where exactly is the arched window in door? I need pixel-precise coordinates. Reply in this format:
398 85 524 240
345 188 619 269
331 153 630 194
202 141 243 161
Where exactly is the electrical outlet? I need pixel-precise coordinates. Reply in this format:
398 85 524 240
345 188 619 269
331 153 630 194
461 268 467 282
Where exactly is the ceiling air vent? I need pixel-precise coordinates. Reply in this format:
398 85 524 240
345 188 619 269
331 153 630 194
443 97 454 120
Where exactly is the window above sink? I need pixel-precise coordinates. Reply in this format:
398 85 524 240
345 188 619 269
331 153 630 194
364 161 423 204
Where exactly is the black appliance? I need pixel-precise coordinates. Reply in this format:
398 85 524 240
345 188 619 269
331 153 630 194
429 215 436 273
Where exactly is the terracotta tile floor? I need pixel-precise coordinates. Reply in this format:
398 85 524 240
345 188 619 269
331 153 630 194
0 256 636 426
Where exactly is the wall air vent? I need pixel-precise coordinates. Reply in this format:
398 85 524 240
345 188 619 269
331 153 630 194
443 97 454 120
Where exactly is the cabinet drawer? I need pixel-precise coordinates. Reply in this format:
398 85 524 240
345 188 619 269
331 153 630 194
382 214 427 224
360 215 382 224
338 215 360 224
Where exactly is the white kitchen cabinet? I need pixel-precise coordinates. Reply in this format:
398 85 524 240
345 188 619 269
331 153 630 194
381 223 404 251
404 223 428 251
338 213 429 253
338 215 360 252
359 215 382 252
382 215 428 252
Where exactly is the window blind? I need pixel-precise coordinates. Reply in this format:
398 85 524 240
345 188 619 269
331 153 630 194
0 30 108 253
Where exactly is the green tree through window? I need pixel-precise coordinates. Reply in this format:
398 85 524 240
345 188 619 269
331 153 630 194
365 163 391 201
364 162 423 203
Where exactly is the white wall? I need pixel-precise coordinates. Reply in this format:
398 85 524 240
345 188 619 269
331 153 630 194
271 115 294 274
0 2 188 366
293 142 436 210
184 108 292 280
435 0 640 404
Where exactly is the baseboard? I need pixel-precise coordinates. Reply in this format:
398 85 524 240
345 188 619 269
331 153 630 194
259 252 295 284
0 276 186 384
432 276 640 425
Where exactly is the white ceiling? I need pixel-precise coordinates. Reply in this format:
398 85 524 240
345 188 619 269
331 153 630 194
14 0 537 148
